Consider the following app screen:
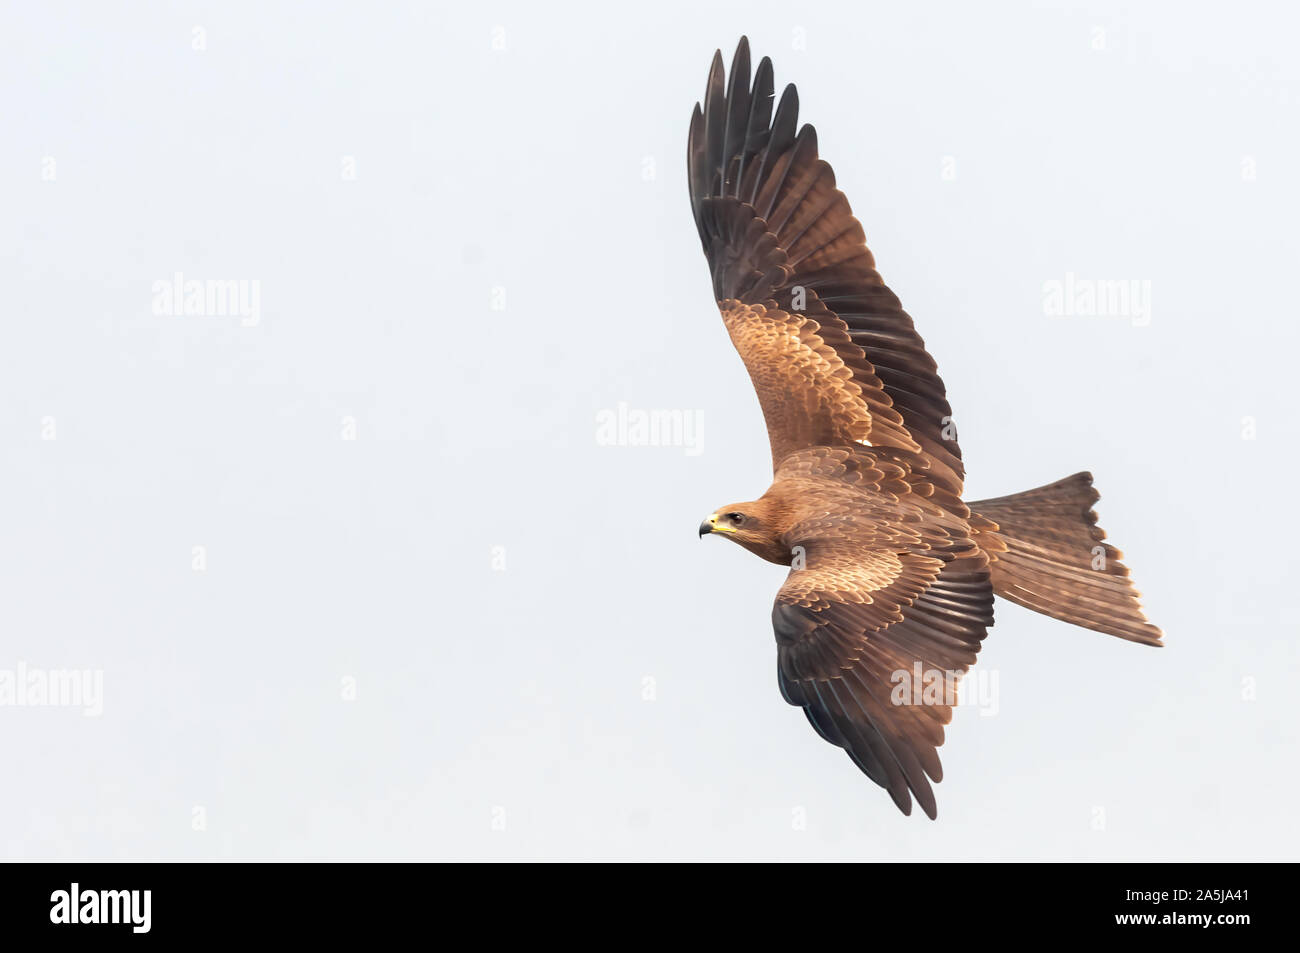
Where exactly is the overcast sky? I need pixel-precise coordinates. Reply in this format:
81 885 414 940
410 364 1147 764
2 1 1296 860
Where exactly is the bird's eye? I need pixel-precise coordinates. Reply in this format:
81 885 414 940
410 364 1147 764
726 512 744 525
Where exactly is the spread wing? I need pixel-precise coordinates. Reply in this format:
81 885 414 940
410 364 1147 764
772 449 993 819
689 37 963 488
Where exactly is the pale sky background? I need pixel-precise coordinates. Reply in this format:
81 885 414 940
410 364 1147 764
1 1 1296 860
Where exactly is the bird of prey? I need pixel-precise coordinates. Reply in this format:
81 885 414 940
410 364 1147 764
690 37 1162 819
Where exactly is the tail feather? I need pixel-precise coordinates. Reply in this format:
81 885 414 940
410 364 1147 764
970 472 1163 647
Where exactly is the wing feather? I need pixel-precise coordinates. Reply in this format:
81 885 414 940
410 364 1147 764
690 37 963 486
768 447 992 819
774 548 993 819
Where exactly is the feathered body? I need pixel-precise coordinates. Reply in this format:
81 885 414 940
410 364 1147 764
691 38 1161 819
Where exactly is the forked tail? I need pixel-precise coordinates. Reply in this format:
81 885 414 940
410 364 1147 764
970 472 1163 646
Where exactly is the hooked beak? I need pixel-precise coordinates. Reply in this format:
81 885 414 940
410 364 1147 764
698 513 735 538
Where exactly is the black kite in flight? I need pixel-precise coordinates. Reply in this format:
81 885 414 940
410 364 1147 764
690 37 1162 819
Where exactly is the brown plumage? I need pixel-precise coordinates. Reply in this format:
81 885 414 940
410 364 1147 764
691 38 1162 820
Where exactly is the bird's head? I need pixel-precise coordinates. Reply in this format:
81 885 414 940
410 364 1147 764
698 499 787 563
